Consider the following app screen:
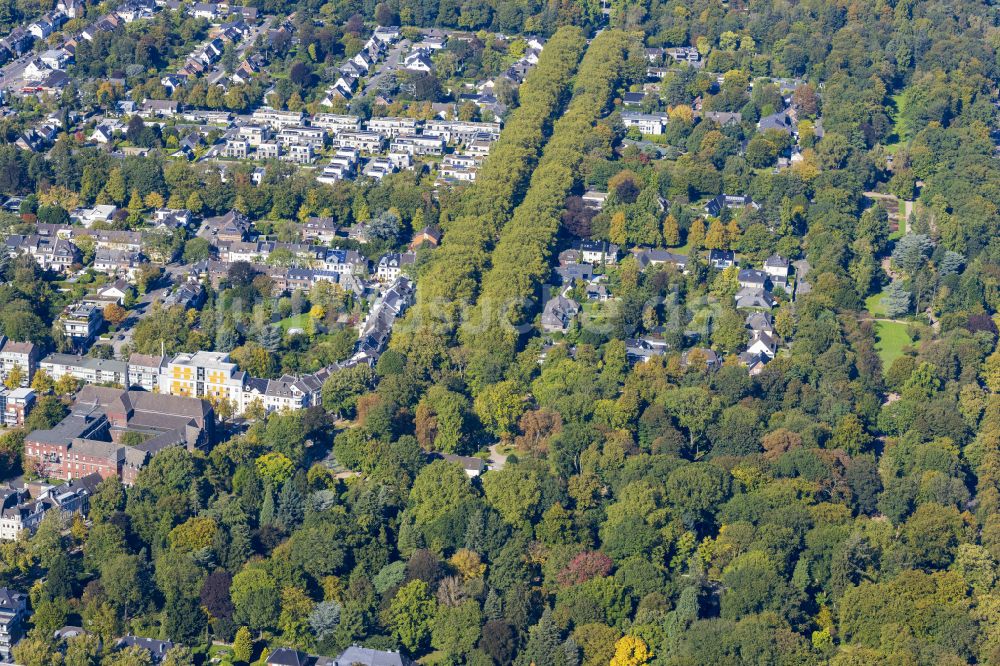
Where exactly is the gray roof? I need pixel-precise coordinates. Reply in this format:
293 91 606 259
331 646 415 666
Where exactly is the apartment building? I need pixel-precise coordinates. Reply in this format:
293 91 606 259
0 588 27 660
367 116 418 138
127 354 168 392
334 131 384 153
60 303 104 348
41 354 128 386
0 388 34 427
389 134 443 156
251 107 305 129
237 124 269 145
311 113 362 133
0 338 39 386
164 350 248 407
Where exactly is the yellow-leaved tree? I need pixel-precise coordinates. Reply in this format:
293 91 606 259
610 635 653 666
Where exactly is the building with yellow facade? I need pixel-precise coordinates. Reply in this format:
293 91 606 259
163 351 249 410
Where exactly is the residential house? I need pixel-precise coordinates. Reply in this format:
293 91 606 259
115 636 175 663
322 249 367 275
409 226 441 249
758 110 795 134
139 99 179 118
621 111 668 135
579 240 619 265
93 249 144 279
622 91 646 107
300 217 340 244
705 194 758 218
541 293 580 333
581 191 608 210
763 254 790 287
199 210 250 243
735 287 775 310
702 111 742 125
555 262 594 285
737 268 769 290
403 49 432 72
745 311 774 337
4 235 79 272
746 329 778 358
251 107 304 129
708 249 736 269
634 248 689 273
127 354 168 393
625 336 670 363
680 347 720 371
72 204 118 227
375 252 415 282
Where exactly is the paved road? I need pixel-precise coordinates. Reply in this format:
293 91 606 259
361 41 408 98
109 263 189 357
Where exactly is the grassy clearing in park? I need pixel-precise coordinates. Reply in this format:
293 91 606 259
277 313 311 332
865 291 888 317
875 320 912 366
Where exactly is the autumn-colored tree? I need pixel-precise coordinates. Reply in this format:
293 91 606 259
4 365 22 390
556 550 614 587
513 409 563 456
687 218 706 249
610 635 653 666
609 211 627 246
449 549 486 581
662 214 680 246
705 218 727 250
104 303 128 326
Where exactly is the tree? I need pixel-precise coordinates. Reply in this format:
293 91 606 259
610 636 652 666
168 516 217 552
307 600 341 641
474 380 523 439
687 218 706 249
705 219 727 249
891 233 933 275
405 460 476 526
431 600 482 655
232 626 253 663
482 465 542 529
230 565 279 633
103 303 128 327
321 365 375 418
30 370 53 394
662 214 680 246
105 645 153 666
883 281 911 318
255 452 294 485
182 238 210 263
278 586 314 648
4 365 22 390
231 342 275 378
127 189 144 226
387 580 436 653
105 168 126 205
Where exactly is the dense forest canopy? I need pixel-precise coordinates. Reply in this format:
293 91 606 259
2 0 1000 664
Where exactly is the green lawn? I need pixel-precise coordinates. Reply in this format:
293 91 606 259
865 291 887 317
874 320 912 366
277 313 311 332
